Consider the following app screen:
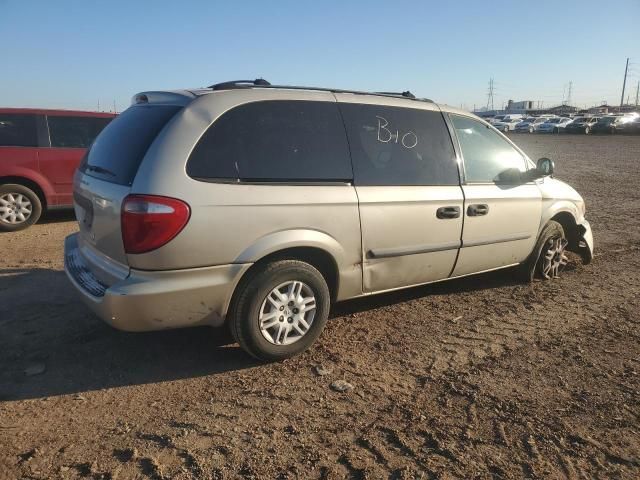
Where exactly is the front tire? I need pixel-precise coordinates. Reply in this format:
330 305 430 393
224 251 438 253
228 260 331 361
516 221 568 283
529 126 534 133
553 127 559 134
584 126 591 135
0 184 42 232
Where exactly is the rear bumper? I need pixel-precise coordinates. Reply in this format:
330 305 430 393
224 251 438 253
64 233 251 331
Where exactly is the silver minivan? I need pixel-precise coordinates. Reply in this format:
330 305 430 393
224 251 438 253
64 80 593 360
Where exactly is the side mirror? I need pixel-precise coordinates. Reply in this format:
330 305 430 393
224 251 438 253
536 157 554 176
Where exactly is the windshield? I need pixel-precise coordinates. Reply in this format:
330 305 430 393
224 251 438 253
599 117 615 124
546 118 561 123
572 117 585 123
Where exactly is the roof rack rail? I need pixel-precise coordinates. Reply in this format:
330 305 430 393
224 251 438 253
208 78 270 90
374 91 416 99
206 81 433 103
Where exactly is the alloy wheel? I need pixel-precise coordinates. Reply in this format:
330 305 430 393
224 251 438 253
0 192 33 225
259 280 317 345
541 237 569 279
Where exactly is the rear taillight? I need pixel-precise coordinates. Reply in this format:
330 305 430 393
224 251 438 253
121 195 190 254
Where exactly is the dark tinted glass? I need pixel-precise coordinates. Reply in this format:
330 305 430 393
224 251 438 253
339 104 459 186
82 105 181 185
48 116 113 148
0 114 38 147
187 101 352 181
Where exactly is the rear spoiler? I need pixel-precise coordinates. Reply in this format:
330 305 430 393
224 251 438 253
131 90 196 106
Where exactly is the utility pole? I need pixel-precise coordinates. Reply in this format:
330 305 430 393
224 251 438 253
486 78 495 112
97 100 100 112
635 81 639 107
567 81 572 106
620 57 629 108
113 99 117 113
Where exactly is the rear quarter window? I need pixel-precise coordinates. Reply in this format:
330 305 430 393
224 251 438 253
339 104 459 186
187 100 352 182
82 105 181 185
0 114 38 147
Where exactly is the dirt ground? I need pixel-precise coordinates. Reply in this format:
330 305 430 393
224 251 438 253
1 134 639 480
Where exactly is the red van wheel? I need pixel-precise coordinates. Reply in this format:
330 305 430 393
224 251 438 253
0 184 43 232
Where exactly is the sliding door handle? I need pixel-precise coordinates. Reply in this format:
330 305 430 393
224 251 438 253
436 206 461 219
467 204 489 216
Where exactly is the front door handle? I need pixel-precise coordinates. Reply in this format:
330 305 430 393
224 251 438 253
467 204 489 216
436 206 461 219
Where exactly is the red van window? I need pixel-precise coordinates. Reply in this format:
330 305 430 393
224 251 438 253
0 114 38 147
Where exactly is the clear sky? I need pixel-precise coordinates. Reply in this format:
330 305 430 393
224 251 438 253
2 0 639 112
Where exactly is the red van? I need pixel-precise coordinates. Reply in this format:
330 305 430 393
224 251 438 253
0 108 115 231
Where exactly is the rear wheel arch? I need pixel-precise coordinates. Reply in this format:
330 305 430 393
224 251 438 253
231 246 340 306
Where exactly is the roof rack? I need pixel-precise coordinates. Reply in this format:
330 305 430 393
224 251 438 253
208 79 271 90
374 91 416 99
207 79 432 103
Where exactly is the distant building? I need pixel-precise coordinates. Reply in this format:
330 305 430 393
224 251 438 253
506 100 535 112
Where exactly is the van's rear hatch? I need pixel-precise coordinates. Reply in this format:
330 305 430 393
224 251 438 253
73 103 183 277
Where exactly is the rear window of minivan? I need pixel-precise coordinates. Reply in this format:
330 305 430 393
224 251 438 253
81 105 181 185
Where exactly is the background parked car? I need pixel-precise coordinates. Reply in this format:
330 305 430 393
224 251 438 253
537 117 573 134
515 117 548 133
564 116 599 134
615 117 640 135
0 108 115 231
492 117 521 132
591 115 633 134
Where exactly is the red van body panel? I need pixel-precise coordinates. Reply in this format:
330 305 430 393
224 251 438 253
0 108 116 209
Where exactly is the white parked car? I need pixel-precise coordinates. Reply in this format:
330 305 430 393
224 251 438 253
489 115 507 125
537 117 573 134
493 118 521 132
514 117 548 133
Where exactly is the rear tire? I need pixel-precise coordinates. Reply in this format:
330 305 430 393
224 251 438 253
529 126 534 133
516 221 567 283
0 184 42 232
228 260 331 361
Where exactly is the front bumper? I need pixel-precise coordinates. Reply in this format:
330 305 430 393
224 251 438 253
64 233 251 331
577 220 594 264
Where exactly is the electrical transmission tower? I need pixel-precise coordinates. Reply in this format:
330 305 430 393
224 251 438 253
486 78 495 111
620 57 629 108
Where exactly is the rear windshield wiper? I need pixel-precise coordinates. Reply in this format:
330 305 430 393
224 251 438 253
86 165 116 177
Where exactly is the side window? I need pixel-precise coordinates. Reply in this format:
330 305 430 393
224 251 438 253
451 114 527 184
187 100 352 181
339 103 459 186
48 116 113 148
0 114 38 147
